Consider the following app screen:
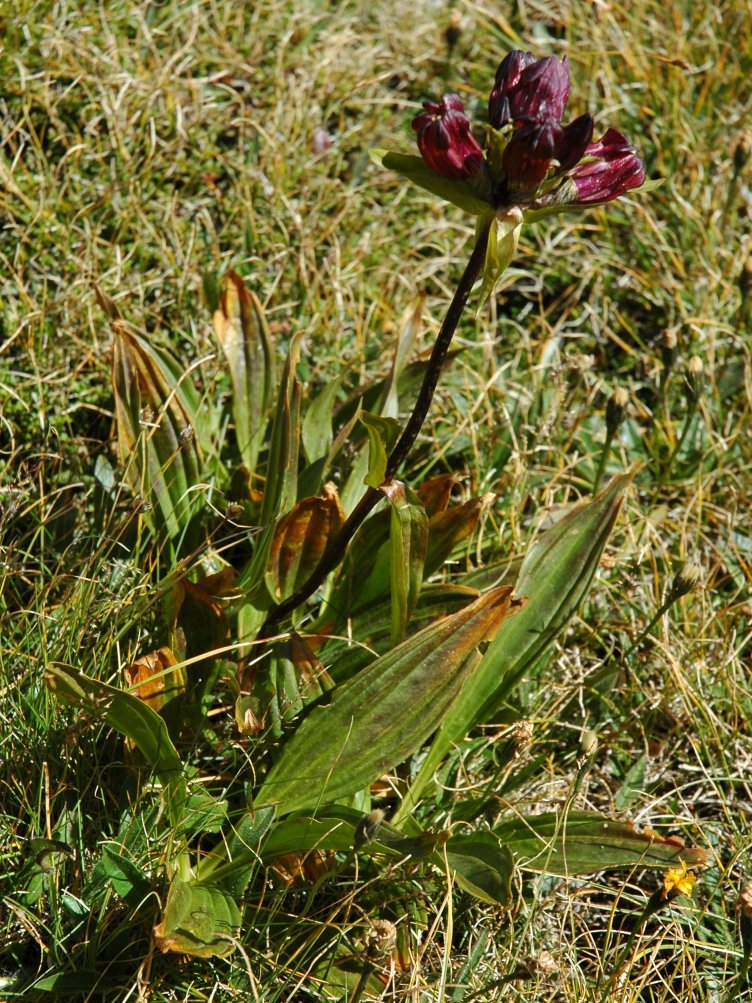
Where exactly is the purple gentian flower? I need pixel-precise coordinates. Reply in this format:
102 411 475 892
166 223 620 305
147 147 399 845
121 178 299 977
571 129 647 204
411 94 484 180
410 50 646 209
490 53 571 128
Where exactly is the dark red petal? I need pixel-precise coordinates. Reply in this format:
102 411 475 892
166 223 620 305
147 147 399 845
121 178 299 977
555 113 594 172
503 118 562 189
511 55 571 122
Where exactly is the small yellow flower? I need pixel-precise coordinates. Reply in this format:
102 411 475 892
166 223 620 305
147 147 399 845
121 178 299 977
662 860 697 900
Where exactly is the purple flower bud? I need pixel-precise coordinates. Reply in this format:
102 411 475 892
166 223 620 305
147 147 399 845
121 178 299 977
412 94 484 180
489 52 570 128
488 50 536 128
502 118 562 190
572 128 646 204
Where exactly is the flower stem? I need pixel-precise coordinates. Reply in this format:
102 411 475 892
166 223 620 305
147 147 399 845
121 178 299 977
261 218 493 633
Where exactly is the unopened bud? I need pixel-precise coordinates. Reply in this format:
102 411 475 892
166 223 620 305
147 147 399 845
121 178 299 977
526 949 559 977
580 728 599 757
660 329 678 371
511 719 534 757
606 387 629 437
364 918 397 959
685 355 704 405
178 425 194 447
734 131 752 174
736 879 752 919
355 809 385 847
445 10 462 50
668 561 704 602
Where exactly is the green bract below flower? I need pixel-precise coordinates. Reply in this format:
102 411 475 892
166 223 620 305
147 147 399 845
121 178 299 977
371 50 659 303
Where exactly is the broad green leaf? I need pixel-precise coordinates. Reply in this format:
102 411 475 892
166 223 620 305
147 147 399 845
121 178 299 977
255 586 521 815
259 806 445 861
398 471 634 819
302 375 343 467
444 832 514 905
153 878 241 958
100 846 151 906
197 806 276 895
260 332 303 524
359 410 401 488
31 972 101 994
372 149 493 216
494 811 709 875
318 584 479 684
45 663 186 825
383 480 428 644
476 210 522 309
265 484 345 602
178 789 229 838
111 323 204 546
213 270 275 474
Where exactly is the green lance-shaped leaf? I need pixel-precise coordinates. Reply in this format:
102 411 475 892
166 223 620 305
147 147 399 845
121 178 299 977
359 410 401 488
153 878 241 958
255 586 521 815
111 322 203 544
208 806 511 906
398 471 634 820
259 331 303 525
213 271 275 474
45 663 186 825
300 375 344 496
382 480 428 644
494 811 710 875
260 633 334 737
99 846 151 907
371 149 493 217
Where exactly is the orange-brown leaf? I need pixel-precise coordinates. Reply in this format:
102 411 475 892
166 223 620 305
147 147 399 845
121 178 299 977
266 483 345 601
124 647 185 713
417 473 458 516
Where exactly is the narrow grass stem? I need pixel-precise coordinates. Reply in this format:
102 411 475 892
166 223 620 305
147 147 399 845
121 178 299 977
592 430 614 495
260 219 492 633
623 597 674 659
660 399 698 483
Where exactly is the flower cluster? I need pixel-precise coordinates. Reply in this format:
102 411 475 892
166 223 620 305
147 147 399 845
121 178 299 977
410 51 646 210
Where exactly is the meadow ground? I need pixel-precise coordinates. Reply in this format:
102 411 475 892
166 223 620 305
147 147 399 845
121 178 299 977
1 1 751 1000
